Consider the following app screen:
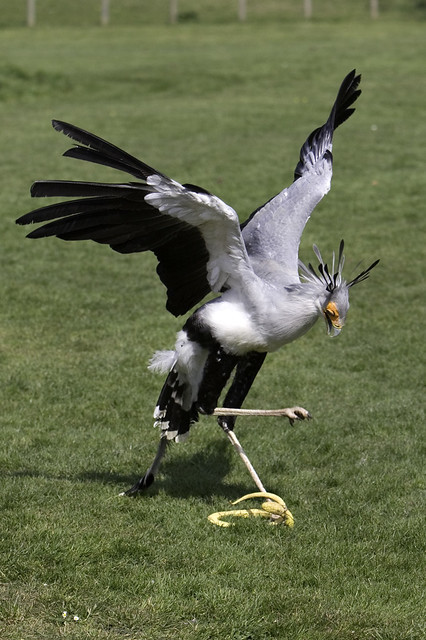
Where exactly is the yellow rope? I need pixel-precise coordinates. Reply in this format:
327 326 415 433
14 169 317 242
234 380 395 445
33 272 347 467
208 491 294 528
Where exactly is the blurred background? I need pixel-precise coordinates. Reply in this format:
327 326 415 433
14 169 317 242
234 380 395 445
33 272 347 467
1 1 426 27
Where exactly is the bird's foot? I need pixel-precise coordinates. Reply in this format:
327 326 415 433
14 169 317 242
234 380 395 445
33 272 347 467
119 472 154 497
208 491 294 528
276 406 312 426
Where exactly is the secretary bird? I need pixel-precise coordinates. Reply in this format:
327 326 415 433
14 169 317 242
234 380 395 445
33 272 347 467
17 69 378 497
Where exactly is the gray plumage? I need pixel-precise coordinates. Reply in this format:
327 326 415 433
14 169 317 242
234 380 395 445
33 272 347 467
16 69 378 493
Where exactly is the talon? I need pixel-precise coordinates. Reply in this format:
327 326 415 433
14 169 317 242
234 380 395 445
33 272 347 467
297 409 312 420
285 406 312 423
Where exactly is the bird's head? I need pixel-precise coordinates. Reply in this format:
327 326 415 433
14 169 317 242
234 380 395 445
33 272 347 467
299 240 379 337
322 286 349 336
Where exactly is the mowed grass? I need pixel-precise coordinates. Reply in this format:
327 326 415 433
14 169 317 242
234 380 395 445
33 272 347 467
0 15 425 640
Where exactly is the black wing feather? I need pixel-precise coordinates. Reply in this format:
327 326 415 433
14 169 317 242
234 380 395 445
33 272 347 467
17 122 213 316
293 69 361 181
17 196 149 229
29 180 146 200
52 120 167 181
63 146 151 181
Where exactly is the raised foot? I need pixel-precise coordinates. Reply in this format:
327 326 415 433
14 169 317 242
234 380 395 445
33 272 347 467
213 406 312 426
276 406 312 426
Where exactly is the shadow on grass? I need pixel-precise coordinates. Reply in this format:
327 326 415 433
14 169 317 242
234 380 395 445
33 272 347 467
5 438 251 502
81 438 250 501
160 438 250 500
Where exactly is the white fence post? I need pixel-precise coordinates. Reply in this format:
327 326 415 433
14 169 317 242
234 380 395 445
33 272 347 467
238 0 247 21
101 0 110 26
24 0 381 28
27 0 36 27
170 0 178 23
370 0 379 19
303 0 312 19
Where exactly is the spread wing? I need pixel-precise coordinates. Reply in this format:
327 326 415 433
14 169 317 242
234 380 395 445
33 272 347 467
241 69 361 284
16 120 254 316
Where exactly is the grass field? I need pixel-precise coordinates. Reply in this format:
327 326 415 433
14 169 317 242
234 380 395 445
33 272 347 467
0 10 425 640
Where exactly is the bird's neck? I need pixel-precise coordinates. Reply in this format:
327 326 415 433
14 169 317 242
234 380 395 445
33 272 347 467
255 282 328 351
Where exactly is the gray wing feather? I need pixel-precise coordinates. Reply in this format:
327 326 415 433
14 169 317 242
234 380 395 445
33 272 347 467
242 70 361 284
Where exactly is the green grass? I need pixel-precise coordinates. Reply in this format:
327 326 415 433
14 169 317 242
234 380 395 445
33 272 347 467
0 15 425 640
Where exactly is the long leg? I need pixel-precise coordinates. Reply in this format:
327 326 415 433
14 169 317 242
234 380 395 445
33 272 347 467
123 345 238 496
216 351 310 426
225 429 267 492
206 351 267 491
123 350 308 496
217 351 267 431
122 436 168 496
197 346 240 414
214 406 311 423
215 352 310 494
